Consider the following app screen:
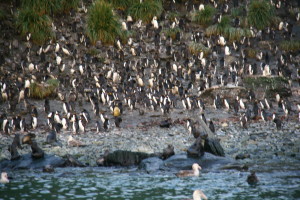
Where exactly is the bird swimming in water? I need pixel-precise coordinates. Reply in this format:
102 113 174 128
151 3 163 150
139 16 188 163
176 163 202 177
247 171 259 185
0 172 9 183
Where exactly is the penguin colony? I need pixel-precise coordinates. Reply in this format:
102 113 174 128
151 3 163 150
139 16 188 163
0 0 300 143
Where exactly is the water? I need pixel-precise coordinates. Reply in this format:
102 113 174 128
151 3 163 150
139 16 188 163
1 159 300 200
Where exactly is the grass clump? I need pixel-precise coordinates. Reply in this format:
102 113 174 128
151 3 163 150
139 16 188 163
247 0 275 30
191 5 216 26
21 0 79 15
30 79 59 99
108 0 138 10
87 0 127 45
279 40 300 52
206 15 252 42
162 27 181 40
245 48 257 58
188 42 211 57
230 6 246 18
16 8 54 45
127 0 163 23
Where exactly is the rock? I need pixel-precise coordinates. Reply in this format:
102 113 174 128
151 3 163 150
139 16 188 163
102 150 155 166
204 138 225 157
159 118 172 128
139 157 164 173
235 153 251 160
0 154 65 170
200 85 248 102
12 39 18 48
163 153 232 171
243 75 291 98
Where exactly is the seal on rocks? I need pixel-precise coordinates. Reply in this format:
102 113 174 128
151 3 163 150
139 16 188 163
8 134 22 160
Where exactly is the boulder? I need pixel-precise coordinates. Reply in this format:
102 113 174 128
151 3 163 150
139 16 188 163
0 154 65 170
139 157 164 173
243 75 291 98
188 117 225 157
162 153 232 171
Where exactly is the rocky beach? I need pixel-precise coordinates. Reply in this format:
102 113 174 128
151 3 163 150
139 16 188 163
0 0 300 199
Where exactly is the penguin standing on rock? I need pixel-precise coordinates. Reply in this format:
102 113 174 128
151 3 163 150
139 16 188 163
103 117 110 132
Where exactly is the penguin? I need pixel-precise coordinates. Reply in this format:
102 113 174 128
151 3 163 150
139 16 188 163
114 116 122 128
31 114 37 130
273 114 282 130
209 120 215 133
240 113 248 129
61 116 69 130
96 121 102 133
103 117 110 132
72 119 79 134
78 115 86 133
44 99 50 114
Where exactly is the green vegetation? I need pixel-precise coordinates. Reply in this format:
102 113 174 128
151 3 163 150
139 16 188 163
16 8 54 45
167 11 181 21
192 5 216 26
162 27 181 40
21 0 79 15
87 0 127 45
243 76 291 97
30 79 59 99
247 0 275 30
280 40 300 52
188 42 211 57
127 0 163 23
245 48 257 58
230 6 246 18
108 0 138 10
206 15 251 42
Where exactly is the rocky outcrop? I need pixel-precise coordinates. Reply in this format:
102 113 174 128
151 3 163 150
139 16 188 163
139 157 164 173
188 118 225 157
0 154 65 170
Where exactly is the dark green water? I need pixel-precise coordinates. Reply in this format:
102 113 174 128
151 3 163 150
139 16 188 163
1 159 300 200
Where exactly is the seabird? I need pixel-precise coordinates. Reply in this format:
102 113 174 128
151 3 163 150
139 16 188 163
176 163 202 177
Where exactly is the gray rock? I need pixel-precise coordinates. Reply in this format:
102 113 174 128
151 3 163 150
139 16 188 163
139 157 164 173
0 154 65 170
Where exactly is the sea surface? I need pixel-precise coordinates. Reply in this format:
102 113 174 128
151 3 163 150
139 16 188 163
1 156 300 200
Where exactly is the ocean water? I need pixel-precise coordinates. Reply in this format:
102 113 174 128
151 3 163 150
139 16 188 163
1 157 300 200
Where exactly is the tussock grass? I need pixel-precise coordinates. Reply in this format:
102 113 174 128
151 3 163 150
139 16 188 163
127 0 163 23
87 0 127 45
247 0 275 30
30 79 59 99
108 0 138 10
162 27 181 40
188 42 211 57
16 8 54 45
230 6 246 18
191 5 216 26
21 0 79 15
280 40 300 52
245 48 257 58
206 15 251 42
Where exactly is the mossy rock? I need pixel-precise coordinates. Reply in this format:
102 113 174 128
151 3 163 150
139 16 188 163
243 76 291 98
200 85 248 102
